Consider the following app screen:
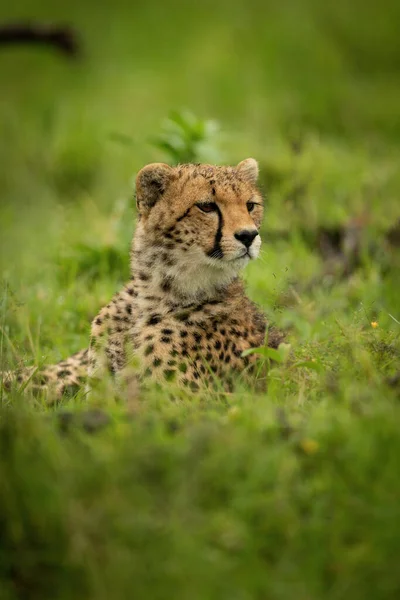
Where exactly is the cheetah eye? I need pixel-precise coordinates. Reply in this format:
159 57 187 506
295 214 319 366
196 202 218 213
246 202 255 212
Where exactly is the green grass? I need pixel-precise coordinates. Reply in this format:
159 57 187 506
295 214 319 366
1 0 400 597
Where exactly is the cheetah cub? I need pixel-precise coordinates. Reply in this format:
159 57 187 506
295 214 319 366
3 158 283 397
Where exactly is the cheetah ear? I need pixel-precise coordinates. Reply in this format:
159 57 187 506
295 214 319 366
136 163 174 214
236 158 259 185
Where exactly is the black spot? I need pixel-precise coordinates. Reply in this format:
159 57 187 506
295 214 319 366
175 310 190 322
126 305 132 315
153 358 162 367
220 328 226 335
58 369 71 378
35 373 49 385
193 303 205 312
161 336 171 344
211 187 216 196
206 352 212 362
145 345 154 356
200 364 206 374
167 359 177 366
164 369 176 381
161 328 174 336
179 362 187 373
139 272 150 282
224 354 231 363
161 278 172 293
127 287 135 296
219 352 225 360
194 332 202 344
215 340 222 350
148 314 161 326
95 317 102 325
180 330 188 338
108 363 116 375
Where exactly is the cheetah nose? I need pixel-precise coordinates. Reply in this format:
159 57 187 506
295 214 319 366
234 229 258 248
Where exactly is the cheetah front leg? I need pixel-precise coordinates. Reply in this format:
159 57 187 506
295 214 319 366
1 348 90 400
88 281 138 382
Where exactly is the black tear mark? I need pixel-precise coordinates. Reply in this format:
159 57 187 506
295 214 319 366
207 204 224 259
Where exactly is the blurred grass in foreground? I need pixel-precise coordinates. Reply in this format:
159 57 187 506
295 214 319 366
1 0 400 598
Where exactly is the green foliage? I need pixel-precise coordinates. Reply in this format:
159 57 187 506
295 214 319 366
151 110 223 164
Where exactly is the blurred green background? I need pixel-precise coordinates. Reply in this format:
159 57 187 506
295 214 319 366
1 1 400 598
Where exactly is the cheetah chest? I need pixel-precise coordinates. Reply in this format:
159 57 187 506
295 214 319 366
131 300 265 387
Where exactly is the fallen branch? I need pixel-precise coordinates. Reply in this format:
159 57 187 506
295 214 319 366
0 22 80 57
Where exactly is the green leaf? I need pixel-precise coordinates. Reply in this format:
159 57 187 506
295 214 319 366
277 343 292 363
241 343 291 363
293 360 323 372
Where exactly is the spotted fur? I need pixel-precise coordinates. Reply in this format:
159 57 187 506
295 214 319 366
2 159 283 398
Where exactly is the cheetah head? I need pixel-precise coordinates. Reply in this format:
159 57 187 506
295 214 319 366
133 159 263 298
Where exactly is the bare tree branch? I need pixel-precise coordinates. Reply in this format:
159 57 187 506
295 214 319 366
0 22 80 57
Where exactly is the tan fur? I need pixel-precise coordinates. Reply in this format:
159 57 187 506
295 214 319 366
2 159 283 398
